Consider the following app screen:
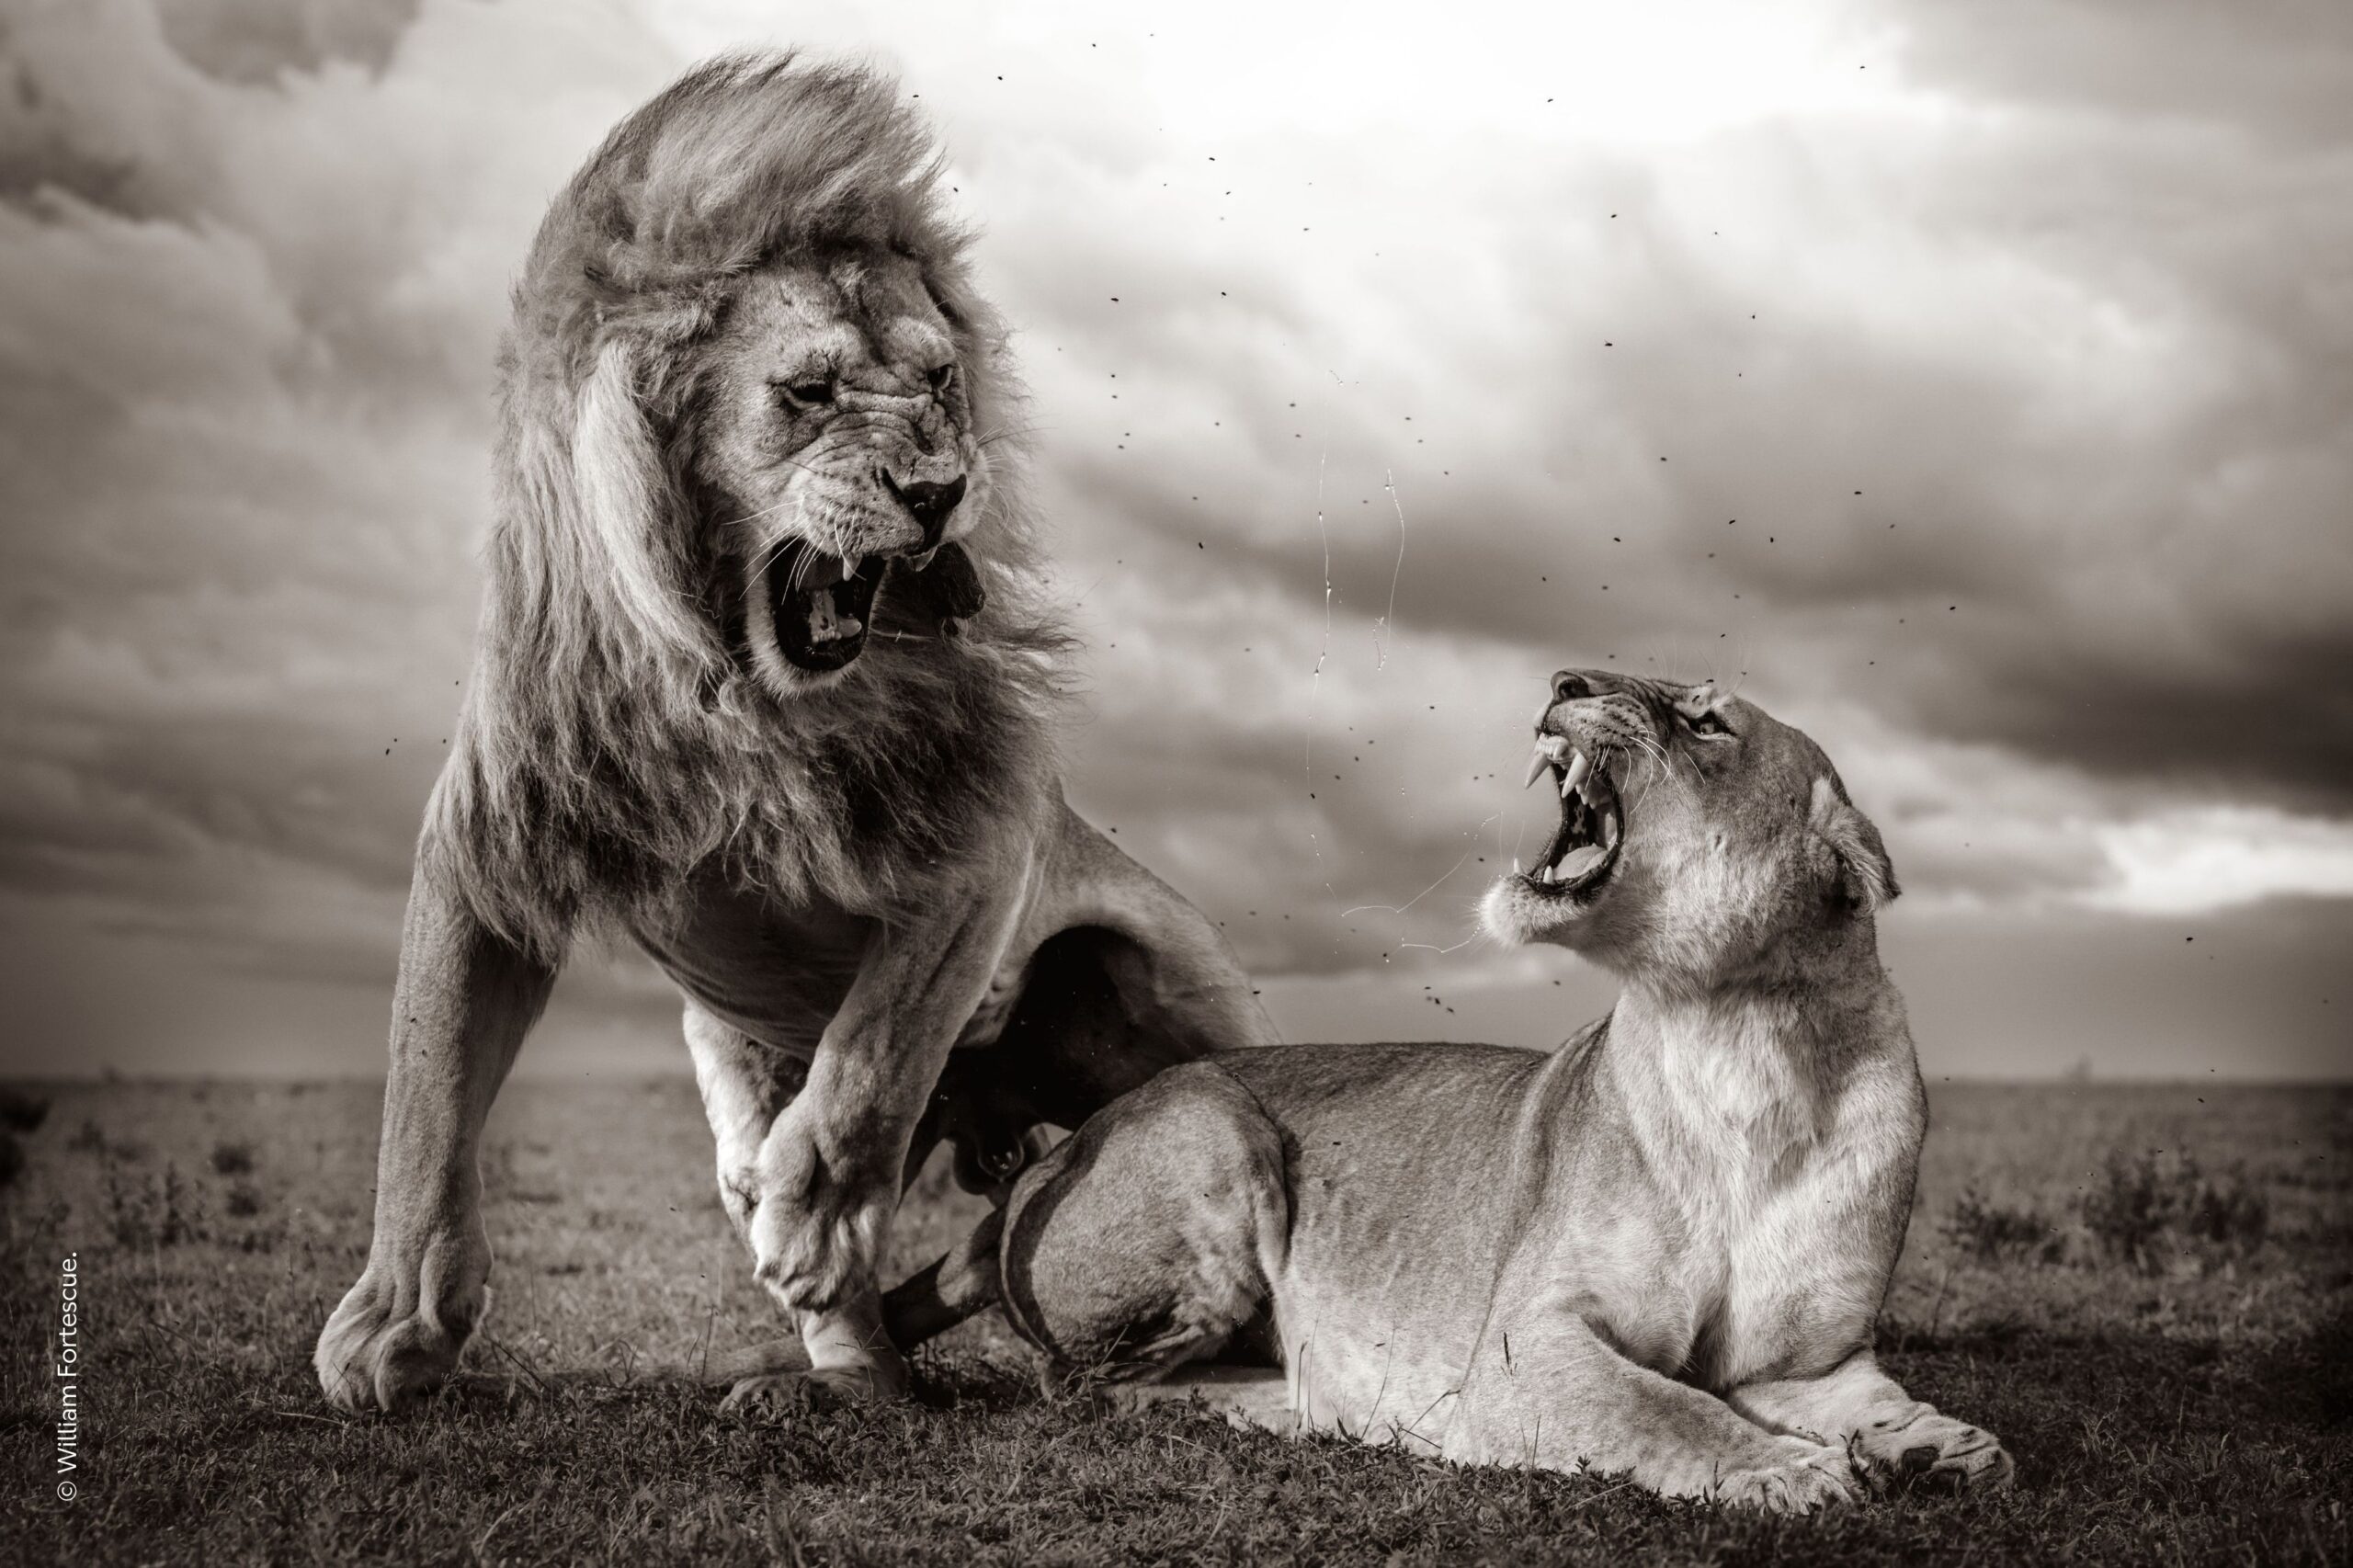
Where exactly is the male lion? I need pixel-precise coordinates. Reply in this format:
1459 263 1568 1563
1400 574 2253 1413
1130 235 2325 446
898 669 2012 1511
315 54 1274 1415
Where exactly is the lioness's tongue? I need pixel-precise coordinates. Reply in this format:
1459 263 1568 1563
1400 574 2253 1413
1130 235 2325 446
1555 845 1607 881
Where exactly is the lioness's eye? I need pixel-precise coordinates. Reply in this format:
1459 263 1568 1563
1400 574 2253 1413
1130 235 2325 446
776 378 835 407
1686 709 1732 738
927 363 958 395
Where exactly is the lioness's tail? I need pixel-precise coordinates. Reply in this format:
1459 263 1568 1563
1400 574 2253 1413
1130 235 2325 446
687 1210 1005 1386
882 1208 1005 1349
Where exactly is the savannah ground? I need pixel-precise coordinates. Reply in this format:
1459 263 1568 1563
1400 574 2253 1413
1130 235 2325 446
1 1073 2346 1566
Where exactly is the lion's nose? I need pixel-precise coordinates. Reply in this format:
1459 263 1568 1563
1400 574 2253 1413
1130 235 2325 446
885 473 967 549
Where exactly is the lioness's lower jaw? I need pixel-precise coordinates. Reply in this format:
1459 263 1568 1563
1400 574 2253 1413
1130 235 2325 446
767 539 886 673
1483 738 1626 944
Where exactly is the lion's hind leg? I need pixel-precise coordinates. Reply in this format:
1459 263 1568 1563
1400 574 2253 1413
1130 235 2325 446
998 1061 1290 1392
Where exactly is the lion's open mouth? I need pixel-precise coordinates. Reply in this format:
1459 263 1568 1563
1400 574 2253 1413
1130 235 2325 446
1518 738 1624 898
767 540 887 673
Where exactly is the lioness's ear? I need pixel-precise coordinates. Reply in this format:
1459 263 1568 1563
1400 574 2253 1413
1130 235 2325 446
1810 775 1899 915
574 340 703 655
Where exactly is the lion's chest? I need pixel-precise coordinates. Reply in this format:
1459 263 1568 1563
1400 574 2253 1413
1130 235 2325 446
632 889 876 1055
633 883 1031 1056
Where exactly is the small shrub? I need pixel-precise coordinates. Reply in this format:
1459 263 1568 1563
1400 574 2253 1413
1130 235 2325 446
1942 1187 2063 1265
210 1141 256 1176
67 1118 108 1153
105 1160 207 1248
0 1086 49 1133
224 1183 263 1218
2077 1150 2268 1273
2184 1165 2269 1251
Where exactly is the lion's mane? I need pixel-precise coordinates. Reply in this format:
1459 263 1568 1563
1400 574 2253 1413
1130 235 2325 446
428 53 1073 960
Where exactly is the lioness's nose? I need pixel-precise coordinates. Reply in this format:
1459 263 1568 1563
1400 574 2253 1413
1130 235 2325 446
886 473 967 549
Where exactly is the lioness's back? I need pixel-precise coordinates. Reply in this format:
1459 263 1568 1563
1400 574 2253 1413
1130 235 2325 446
1216 1042 1548 1305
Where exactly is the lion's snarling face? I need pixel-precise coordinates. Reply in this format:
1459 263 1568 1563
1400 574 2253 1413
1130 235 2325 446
1481 669 1897 984
693 253 988 688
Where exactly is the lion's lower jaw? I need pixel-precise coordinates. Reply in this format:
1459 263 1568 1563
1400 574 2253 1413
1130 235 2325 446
751 653 858 700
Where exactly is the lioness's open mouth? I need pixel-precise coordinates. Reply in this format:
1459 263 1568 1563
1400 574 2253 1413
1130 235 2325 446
1518 737 1624 897
767 540 887 673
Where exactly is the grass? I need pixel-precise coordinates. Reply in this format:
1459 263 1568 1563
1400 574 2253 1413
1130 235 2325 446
3 1075 2348 1565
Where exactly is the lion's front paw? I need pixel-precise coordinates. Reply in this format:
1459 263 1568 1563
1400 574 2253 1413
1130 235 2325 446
720 1358 908 1420
315 1269 479 1415
1851 1408 2014 1494
1711 1437 1862 1515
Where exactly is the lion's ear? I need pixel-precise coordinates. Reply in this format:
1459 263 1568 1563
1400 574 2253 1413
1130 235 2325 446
573 340 704 655
1810 775 1899 915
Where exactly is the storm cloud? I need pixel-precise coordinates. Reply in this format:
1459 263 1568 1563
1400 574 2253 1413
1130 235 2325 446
1 0 2346 1079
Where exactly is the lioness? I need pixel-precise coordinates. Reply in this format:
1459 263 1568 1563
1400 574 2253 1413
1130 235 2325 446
895 669 2012 1510
315 56 1275 1415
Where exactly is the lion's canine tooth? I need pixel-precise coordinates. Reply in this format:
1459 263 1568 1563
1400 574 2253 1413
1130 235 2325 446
1512 856 1522 875
1603 812 1620 847
840 554 859 579
1522 749 1550 790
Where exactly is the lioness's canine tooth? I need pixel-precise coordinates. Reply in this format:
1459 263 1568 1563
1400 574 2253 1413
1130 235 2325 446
1563 751 1593 800
1512 856 1523 875
1603 812 1620 847
1522 749 1550 790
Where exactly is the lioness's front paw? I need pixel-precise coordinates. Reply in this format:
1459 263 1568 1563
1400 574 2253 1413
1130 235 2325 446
720 1358 909 1420
1852 1408 2013 1493
315 1269 480 1414
1711 1438 1862 1515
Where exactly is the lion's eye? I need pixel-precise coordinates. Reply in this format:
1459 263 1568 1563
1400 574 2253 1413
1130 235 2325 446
776 378 835 408
1685 709 1731 738
927 363 958 396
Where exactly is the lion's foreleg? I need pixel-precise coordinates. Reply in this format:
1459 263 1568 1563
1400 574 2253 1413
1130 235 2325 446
315 859 555 1413
1729 1351 2013 1493
739 882 1029 1404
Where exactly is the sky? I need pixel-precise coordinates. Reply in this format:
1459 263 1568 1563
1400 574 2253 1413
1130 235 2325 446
1 0 2348 1081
